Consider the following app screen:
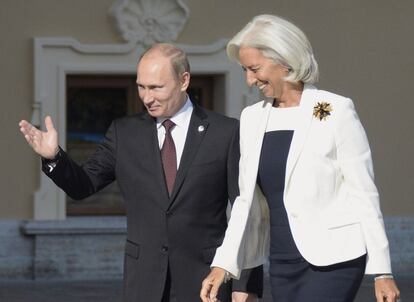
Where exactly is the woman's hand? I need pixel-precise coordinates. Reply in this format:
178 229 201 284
200 267 226 302
375 278 400 302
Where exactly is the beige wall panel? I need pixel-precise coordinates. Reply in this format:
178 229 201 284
1 3 35 218
0 0 119 219
0 0 413 218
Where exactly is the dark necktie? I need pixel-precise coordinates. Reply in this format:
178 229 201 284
161 119 177 196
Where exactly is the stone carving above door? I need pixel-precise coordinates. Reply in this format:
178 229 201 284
109 0 190 46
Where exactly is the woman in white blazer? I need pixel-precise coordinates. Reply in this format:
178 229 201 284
201 15 400 302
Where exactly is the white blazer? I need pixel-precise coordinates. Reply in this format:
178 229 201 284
212 84 391 279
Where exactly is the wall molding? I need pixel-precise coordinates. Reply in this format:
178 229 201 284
109 0 190 46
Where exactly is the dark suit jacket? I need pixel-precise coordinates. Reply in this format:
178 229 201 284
42 104 261 302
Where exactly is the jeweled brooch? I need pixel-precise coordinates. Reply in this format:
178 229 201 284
313 102 332 121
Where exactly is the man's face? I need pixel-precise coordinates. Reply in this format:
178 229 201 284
136 54 189 118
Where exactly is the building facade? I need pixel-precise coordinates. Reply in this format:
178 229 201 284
1 0 413 280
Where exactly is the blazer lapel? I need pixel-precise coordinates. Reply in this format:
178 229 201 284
168 104 209 205
244 100 273 199
284 84 317 191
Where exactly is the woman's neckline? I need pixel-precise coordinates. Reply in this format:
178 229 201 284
271 105 300 110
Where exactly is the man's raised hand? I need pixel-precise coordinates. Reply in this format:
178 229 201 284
19 116 59 159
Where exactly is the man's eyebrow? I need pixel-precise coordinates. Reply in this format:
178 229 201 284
136 83 164 88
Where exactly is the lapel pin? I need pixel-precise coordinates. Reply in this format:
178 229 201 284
198 125 205 132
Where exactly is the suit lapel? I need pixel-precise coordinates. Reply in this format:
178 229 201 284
168 104 209 205
284 84 317 191
140 113 170 209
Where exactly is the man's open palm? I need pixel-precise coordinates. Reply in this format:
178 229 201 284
19 116 59 159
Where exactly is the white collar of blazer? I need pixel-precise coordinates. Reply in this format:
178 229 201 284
243 84 317 201
285 84 317 191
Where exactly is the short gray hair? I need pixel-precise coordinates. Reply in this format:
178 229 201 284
140 43 190 80
227 15 319 84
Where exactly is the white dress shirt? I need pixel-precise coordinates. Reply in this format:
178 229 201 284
156 97 193 169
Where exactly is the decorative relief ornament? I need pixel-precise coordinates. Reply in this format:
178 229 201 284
109 0 190 46
313 102 333 121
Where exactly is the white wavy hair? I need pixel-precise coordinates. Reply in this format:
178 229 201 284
227 15 319 84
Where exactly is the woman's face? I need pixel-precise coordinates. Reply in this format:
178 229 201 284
238 46 289 99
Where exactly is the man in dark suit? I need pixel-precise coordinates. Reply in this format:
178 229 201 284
19 43 262 302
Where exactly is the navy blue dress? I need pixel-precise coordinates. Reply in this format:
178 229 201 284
257 107 365 302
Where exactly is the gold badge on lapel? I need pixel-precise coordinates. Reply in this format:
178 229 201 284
313 102 332 121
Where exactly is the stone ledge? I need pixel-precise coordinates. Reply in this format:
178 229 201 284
0 220 34 280
384 216 414 276
1 216 412 280
22 216 127 235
